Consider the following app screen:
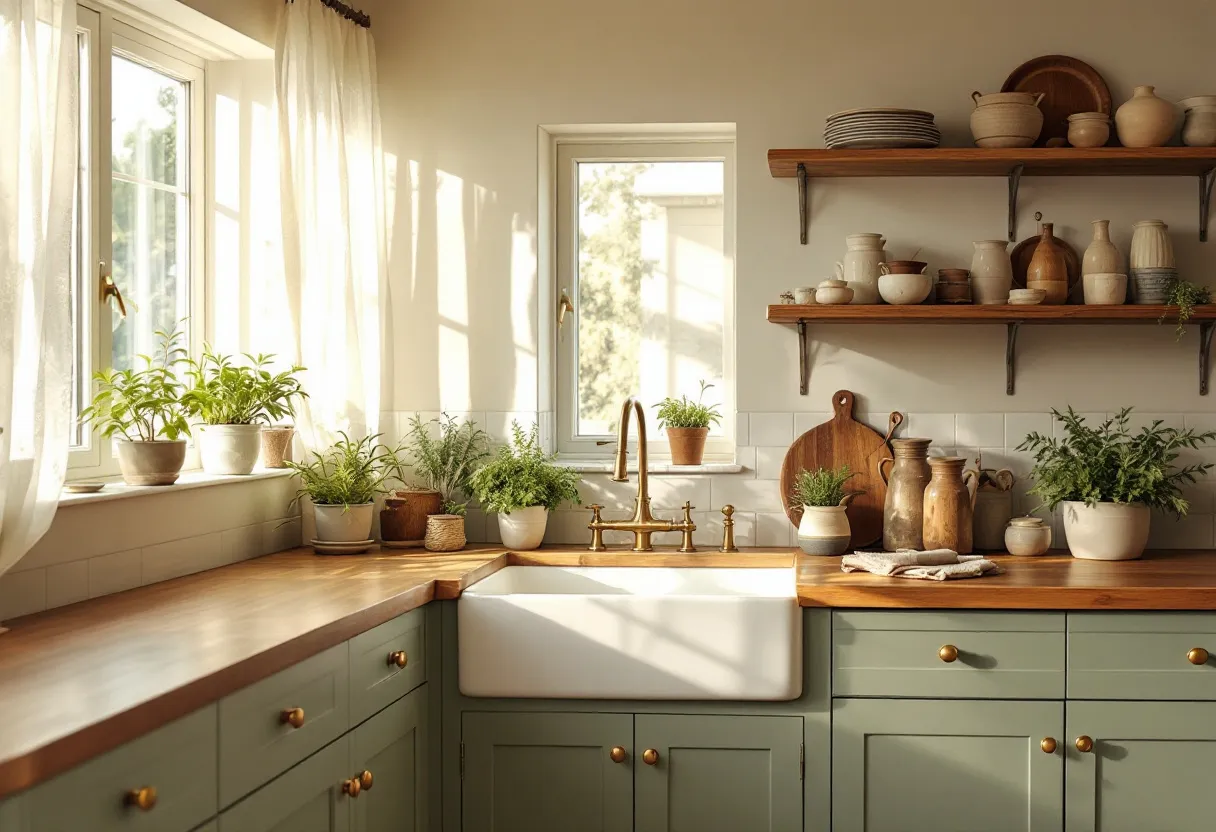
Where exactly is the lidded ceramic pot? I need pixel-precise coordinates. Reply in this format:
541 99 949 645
1115 85 1178 148
1180 96 1216 147
970 240 1013 305
837 233 886 305
1082 220 1122 276
1067 112 1110 148
1129 220 1175 269
879 438 932 551
970 91 1045 148
1005 516 1052 556
1026 223 1070 305
922 457 979 554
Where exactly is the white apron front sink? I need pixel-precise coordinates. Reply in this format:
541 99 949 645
457 566 802 701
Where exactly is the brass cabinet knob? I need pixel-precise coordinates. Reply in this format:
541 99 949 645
280 707 305 729
642 748 659 766
609 746 627 764
124 786 157 811
342 778 361 799
359 770 374 791
1041 737 1057 754
387 651 408 669
938 644 959 663
1188 647 1209 665
1075 735 1094 753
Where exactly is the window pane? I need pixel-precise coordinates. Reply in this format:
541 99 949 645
111 55 185 187
69 29 90 448
575 161 725 436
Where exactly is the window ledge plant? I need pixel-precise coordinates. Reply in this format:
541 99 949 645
401 413 489 550
790 465 858 556
286 433 406 544
653 380 722 466
469 422 582 550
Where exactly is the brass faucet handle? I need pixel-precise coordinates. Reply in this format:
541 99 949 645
722 504 735 519
588 504 604 522
720 505 738 553
681 501 695 523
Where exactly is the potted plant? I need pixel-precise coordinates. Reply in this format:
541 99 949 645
653 380 722 465
1019 408 1216 560
80 325 191 486
403 413 489 550
791 465 859 555
469 422 582 550
182 347 306 475
1160 278 1211 338
286 433 406 545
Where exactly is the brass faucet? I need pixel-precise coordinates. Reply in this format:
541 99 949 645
586 397 696 552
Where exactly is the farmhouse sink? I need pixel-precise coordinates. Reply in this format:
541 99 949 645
457 566 802 700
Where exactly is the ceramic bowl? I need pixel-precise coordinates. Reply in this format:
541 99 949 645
879 273 932 305
816 286 855 305
1067 113 1111 148
882 260 929 275
1082 273 1128 305
1009 288 1047 305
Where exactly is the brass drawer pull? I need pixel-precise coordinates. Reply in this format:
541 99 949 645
1075 735 1094 753
280 707 305 729
938 644 959 663
124 786 157 811
1040 737 1057 754
642 748 659 766
610 746 627 764
1188 647 1209 665
358 770 374 791
342 778 361 799
387 650 408 669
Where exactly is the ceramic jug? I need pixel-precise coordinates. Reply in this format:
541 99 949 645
970 240 1013 305
836 233 885 305
1082 220 1122 275
922 457 979 554
879 438 932 551
1026 223 1070 304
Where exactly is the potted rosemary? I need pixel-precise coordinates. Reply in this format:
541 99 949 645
1019 408 1216 560
791 465 859 555
402 413 489 550
80 326 191 486
181 347 306 475
653 380 722 465
469 422 582 550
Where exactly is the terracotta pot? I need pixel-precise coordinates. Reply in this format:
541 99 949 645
666 427 709 465
922 457 978 554
879 438 932 551
1062 501 1150 561
260 426 294 469
1026 223 1070 305
498 506 548 550
970 90 1045 148
970 240 1013 305
1082 220 1122 276
116 440 187 486
390 489 443 544
1005 516 1052 556
796 498 855 556
1115 85 1178 148
314 503 374 543
1129 220 1175 269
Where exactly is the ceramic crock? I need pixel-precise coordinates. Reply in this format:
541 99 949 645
922 458 979 554
837 233 886 305
1005 516 1052 556
969 240 1013 305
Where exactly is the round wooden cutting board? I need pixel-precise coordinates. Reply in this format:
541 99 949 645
779 391 898 549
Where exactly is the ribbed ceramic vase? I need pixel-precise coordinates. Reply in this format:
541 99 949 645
1082 220 1122 276
1129 220 1175 269
1026 223 1070 305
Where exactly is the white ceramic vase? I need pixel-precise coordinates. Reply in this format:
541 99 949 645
198 424 262 475
1062 501 1150 561
116 439 187 486
837 233 885 305
1115 86 1178 148
796 505 852 556
314 503 375 543
969 240 1013 305
497 506 549 550
1129 220 1175 269
1082 220 1122 276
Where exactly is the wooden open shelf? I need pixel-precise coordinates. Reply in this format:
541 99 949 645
766 303 1216 397
768 147 1216 243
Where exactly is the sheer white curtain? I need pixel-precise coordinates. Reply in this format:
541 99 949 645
276 0 386 448
0 0 76 603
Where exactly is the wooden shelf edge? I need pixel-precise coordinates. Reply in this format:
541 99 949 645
766 304 1216 325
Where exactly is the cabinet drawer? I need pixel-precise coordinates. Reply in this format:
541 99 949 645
25 705 217 832
349 607 425 725
833 611 1066 699
219 643 349 807
1068 613 1216 700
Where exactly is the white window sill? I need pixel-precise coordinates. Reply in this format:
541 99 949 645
556 459 744 474
59 468 295 507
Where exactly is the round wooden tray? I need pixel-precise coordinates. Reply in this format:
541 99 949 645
1002 55 1112 147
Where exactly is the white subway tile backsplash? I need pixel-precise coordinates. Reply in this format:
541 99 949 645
0 567 47 620
142 533 226 585
1005 413 1052 449
793 412 831 437
1148 513 1214 549
711 477 783 512
222 525 265 563
755 512 792 547
694 510 755 548
956 414 1005 449
747 413 793 447
45 560 90 610
88 549 142 599
649 477 712 511
735 446 756 472
735 413 749 448
755 447 786 480
905 413 955 447
1054 412 1107 439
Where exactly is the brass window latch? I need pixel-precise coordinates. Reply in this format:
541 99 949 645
557 288 574 336
99 261 127 318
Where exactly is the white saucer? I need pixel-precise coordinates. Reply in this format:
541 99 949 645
311 538 375 555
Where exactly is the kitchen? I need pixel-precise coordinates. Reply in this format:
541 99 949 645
2 0 1216 830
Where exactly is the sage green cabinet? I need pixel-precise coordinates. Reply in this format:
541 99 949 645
461 712 633 832
634 714 803 832
833 698 1063 832
351 686 427 832
219 734 350 832
1066 701 1216 831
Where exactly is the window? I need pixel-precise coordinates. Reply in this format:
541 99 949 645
69 4 204 474
555 140 736 459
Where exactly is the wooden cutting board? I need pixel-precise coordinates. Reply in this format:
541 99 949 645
779 391 898 548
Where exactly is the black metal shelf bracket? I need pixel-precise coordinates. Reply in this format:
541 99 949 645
1006 322 1021 395
797 164 809 245
797 320 809 394
1007 164 1025 242
1201 322 1214 395
1201 168 1215 243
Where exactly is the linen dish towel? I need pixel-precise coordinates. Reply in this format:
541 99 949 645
840 549 1002 581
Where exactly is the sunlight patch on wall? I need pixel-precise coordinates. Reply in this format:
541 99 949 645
437 169 471 407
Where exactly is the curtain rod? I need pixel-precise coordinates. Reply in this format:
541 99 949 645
288 0 371 29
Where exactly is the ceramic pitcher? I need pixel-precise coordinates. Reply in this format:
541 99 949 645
836 233 885 305
879 438 932 551
922 457 979 554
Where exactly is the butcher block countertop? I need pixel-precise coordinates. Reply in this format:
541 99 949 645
2 545 1216 798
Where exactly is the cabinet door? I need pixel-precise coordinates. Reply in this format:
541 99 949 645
634 714 803 832
219 736 351 832
351 686 427 832
461 712 632 832
1066 701 1216 831
833 698 1063 832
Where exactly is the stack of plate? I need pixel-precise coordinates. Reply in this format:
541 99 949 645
825 108 941 149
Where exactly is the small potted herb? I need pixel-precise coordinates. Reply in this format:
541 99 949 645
653 380 722 465
80 325 191 486
1018 408 1216 560
469 422 582 550
182 347 306 475
790 465 858 555
403 413 489 550
286 433 406 545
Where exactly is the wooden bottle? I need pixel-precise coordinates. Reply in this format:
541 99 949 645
1026 223 1070 304
922 458 979 554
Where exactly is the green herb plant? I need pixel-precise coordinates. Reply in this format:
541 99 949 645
469 422 582 514
286 433 407 510
1161 279 1211 338
653 380 722 430
791 465 856 508
181 347 307 425
80 324 191 441
1017 407 1216 516
405 413 490 515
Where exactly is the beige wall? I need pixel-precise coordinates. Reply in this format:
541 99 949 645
181 0 280 46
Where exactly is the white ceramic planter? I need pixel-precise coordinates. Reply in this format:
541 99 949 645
1062 501 1150 561
497 506 549 550
796 505 852 556
314 503 375 543
198 424 262 475
116 440 187 486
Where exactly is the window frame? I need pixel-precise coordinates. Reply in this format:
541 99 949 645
68 1 207 478
554 138 737 461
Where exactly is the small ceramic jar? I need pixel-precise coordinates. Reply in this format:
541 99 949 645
1067 112 1110 148
793 286 816 304
815 279 854 305
1180 96 1216 147
1005 516 1052 556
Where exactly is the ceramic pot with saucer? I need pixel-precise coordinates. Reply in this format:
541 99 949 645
314 502 375 544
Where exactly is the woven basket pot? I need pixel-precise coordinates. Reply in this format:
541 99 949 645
424 514 466 552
